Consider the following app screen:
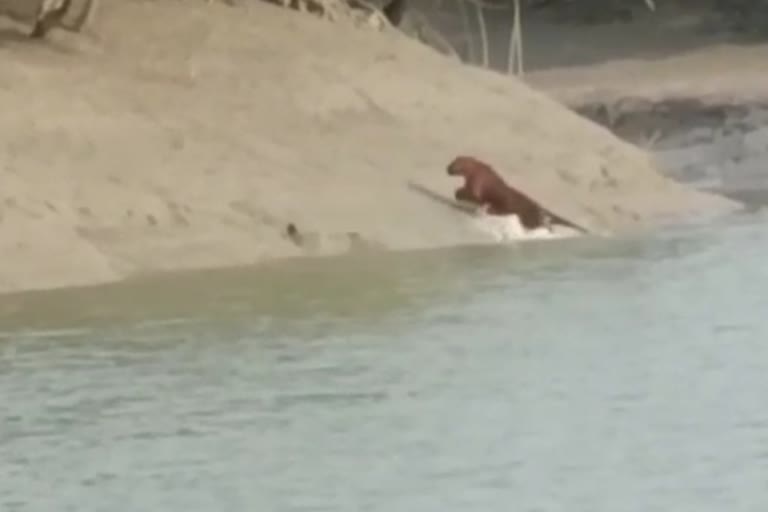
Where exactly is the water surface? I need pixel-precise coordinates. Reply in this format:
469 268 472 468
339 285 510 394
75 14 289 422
2 211 768 512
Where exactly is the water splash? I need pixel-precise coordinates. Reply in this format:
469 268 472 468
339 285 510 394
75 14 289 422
470 211 581 243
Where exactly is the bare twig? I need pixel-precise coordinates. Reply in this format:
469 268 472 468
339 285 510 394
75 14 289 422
456 0 477 64
506 0 523 76
473 0 489 67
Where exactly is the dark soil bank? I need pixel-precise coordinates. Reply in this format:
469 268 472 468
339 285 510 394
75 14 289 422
575 99 768 208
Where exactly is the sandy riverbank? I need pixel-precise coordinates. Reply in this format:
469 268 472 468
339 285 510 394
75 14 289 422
0 0 736 295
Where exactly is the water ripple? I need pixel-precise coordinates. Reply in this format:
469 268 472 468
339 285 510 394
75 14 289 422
1 215 768 511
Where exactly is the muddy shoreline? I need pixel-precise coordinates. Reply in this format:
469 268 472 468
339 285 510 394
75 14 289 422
0 0 730 296
408 0 768 205
0 0 751 296
569 97 768 207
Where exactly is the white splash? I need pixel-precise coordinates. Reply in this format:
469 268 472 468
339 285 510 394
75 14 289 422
470 210 581 243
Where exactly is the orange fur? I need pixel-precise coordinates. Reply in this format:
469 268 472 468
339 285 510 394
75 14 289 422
446 155 585 232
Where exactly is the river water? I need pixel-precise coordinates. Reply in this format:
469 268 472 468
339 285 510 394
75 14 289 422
2 205 768 511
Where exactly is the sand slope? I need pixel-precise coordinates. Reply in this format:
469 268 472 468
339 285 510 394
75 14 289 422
0 0 735 294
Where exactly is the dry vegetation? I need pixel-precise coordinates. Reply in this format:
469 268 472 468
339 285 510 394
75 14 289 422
0 0 97 37
249 0 661 78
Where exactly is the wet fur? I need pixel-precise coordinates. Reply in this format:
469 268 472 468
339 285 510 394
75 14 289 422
447 155 587 232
